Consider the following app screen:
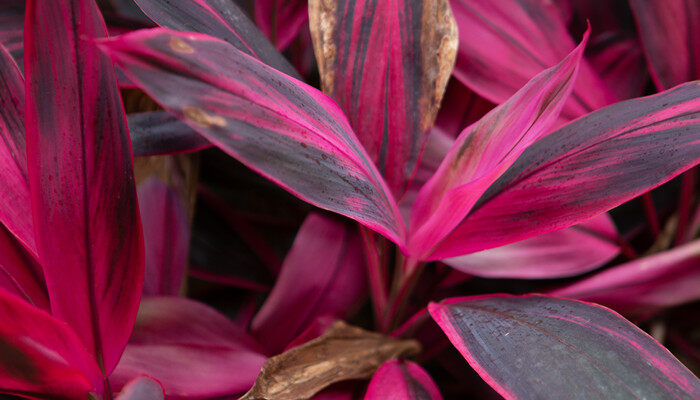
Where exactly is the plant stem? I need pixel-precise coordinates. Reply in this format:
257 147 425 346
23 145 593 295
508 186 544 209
675 168 697 246
383 254 425 332
359 226 388 330
642 192 660 237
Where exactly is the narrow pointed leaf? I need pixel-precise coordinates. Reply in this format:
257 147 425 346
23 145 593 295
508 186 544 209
0 2 24 67
551 239 700 316
443 214 619 279
0 288 103 399
0 224 48 310
255 0 308 50
588 36 648 101
409 36 586 257
129 111 211 156
24 0 144 374
252 213 366 353
426 81 700 259
309 0 458 196
116 377 164 400
101 29 406 245
429 294 700 400
133 0 300 78
364 360 443 400
450 0 616 120
112 297 266 399
629 0 699 90
0 44 34 256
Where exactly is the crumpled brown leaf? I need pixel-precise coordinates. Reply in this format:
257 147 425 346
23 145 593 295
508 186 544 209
239 321 421 400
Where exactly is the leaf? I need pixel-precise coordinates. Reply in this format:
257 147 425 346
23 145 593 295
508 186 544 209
629 0 699 90
116 377 164 400
0 223 48 311
137 177 190 296
551 239 700 317
408 34 586 258
0 2 24 67
241 321 421 400
588 36 648 101
251 213 366 353
24 0 144 374
443 214 619 279
429 294 700 400
364 360 443 400
129 111 211 156
112 297 267 399
309 0 458 196
100 29 406 245
0 44 34 257
133 0 300 78
425 81 700 259
255 0 308 50
0 288 103 399
450 0 616 120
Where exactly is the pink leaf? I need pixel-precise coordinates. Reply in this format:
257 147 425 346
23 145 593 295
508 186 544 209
450 0 616 120
443 214 619 279
429 294 700 399
0 223 48 311
138 178 189 296
101 28 406 245
0 43 35 257
551 239 700 317
116 376 164 400
133 0 300 78
129 111 211 157
255 0 308 50
588 36 649 101
629 0 699 90
24 0 144 374
364 360 443 400
112 297 266 399
409 34 587 258
0 2 23 66
309 0 458 196
426 81 700 259
252 213 366 353
0 288 103 399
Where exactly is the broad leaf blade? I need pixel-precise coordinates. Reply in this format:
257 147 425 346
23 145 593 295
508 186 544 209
0 2 24 67
427 81 700 259
409 35 586 257
0 224 48 311
0 44 34 256
0 288 103 399
629 0 699 90
133 0 300 78
101 29 406 245
443 214 619 279
450 0 615 120
128 111 211 156
255 0 308 50
116 377 164 400
251 213 366 353
24 0 144 374
309 0 458 196
364 360 443 400
429 294 700 400
112 297 267 399
551 239 700 317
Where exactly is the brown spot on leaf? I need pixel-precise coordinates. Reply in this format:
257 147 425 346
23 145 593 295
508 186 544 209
169 37 194 54
240 321 421 400
183 107 227 128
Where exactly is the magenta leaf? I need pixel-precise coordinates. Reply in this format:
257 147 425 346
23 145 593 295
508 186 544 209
101 29 406 245
309 0 458 196
588 36 648 101
129 111 211 156
551 239 700 317
0 224 48 311
133 0 300 78
0 2 23 67
364 360 443 400
251 213 366 353
409 35 586 258
24 0 144 374
443 214 619 279
426 81 700 259
0 44 35 257
112 297 267 399
138 178 189 296
629 0 699 90
116 376 164 400
450 0 616 120
0 288 103 399
429 294 700 400
255 0 308 50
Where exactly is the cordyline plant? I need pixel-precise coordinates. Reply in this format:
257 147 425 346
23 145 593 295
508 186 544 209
0 0 698 399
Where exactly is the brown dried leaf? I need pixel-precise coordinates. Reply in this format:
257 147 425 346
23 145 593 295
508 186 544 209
240 321 421 400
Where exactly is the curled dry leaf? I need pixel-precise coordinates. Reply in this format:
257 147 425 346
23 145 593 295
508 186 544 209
240 321 421 400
